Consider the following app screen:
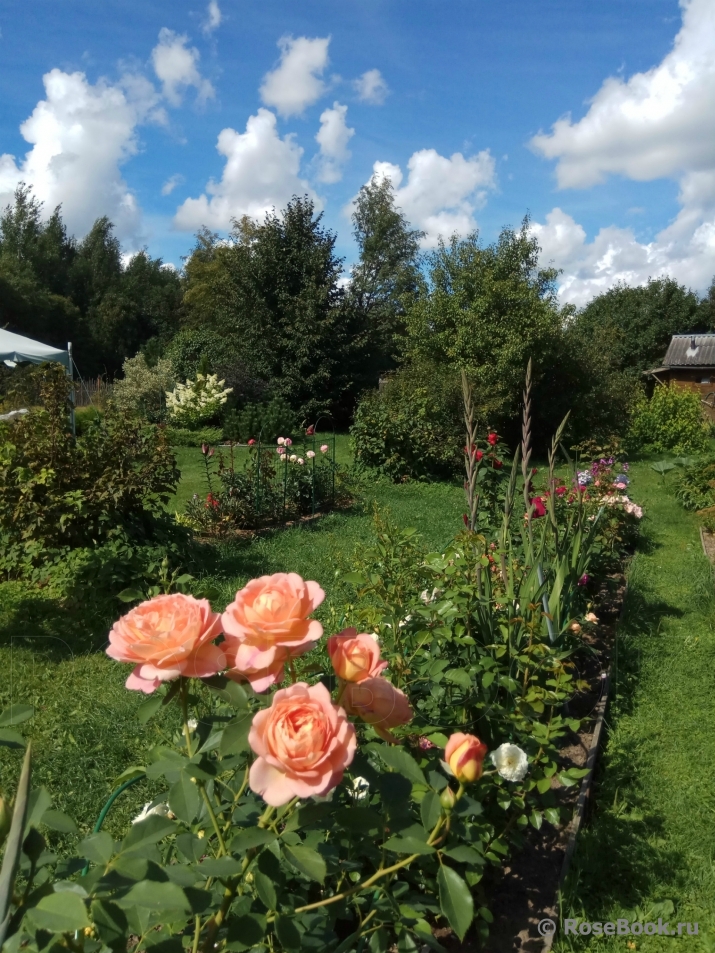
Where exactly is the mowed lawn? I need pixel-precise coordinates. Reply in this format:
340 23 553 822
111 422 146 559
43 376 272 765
0 440 464 838
555 464 715 951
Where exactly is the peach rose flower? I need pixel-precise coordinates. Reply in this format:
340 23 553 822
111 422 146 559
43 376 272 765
248 682 356 806
107 594 225 693
221 573 325 692
342 677 413 743
327 628 388 683
444 732 488 783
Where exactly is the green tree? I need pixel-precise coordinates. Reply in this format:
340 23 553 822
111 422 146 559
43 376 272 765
404 219 564 422
348 177 423 383
572 277 702 374
182 196 353 420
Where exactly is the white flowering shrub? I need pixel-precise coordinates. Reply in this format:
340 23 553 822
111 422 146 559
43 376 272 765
165 373 233 428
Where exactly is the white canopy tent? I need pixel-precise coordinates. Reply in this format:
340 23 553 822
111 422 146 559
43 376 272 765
0 329 75 434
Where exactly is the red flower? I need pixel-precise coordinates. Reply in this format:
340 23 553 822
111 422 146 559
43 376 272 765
487 432 498 446
201 443 209 455
205 493 220 510
248 439 256 446
530 496 547 517
556 485 567 496
493 458 503 469
306 426 315 436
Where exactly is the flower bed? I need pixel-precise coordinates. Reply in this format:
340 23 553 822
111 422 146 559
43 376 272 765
181 432 349 535
0 369 643 952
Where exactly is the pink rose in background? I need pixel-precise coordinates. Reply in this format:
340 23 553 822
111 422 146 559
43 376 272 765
222 573 325 692
284 438 293 447
328 628 388 682
277 447 286 455
320 444 329 453
277 437 285 446
297 457 304 465
248 439 256 446
307 450 316 459
107 594 225 693
615 482 627 490
249 682 356 806
342 677 413 743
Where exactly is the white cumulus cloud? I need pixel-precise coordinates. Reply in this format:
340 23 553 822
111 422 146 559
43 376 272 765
151 28 214 107
202 1 222 35
315 102 354 183
260 36 330 118
0 68 158 242
530 0 715 303
366 149 496 248
530 0 715 188
174 108 318 231
532 190 715 307
353 69 388 105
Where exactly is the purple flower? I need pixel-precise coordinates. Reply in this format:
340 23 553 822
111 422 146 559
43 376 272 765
577 573 590 587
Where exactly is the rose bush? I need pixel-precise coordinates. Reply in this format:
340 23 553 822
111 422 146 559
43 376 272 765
0 370 644 952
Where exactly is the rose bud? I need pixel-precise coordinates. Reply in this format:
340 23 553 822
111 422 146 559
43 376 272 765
440 786 457 812
445 732 488 783
328 628 388 682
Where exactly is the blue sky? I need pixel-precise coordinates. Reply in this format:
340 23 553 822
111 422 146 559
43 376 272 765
1 0 713 304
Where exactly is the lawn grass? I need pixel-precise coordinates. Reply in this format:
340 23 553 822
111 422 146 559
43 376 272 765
0 466 464 839
555 462 715 950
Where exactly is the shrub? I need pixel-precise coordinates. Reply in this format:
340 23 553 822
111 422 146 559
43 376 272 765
112 352 175 422
351 363 463 480
0 364 179 570
165 425 224 447
626 384 711 455
674 457 715 510
222 397 296 443
166 372 233 428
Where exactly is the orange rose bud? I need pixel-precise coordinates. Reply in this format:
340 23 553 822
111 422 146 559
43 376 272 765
327 628 388 683
445 732 488 783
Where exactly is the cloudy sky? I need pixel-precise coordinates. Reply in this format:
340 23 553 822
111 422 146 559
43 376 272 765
0 0 713 306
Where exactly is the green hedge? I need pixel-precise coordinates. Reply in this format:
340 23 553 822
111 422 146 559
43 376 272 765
626 385 711 455
165 425 224 447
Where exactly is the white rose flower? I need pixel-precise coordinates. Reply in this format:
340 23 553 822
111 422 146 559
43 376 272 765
289 454 297 462
132 801 172 824
490 743 528 782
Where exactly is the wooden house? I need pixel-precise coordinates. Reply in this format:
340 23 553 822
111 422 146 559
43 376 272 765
645 334 715 420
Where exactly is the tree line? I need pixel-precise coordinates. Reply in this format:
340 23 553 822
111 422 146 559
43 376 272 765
2 180 714 437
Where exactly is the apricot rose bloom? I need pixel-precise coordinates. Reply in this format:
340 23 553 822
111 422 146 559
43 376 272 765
221 573 325 692
342 677 412 743
248 682 356 806
327 628 388 683
445 732 488 783
107 594 225 693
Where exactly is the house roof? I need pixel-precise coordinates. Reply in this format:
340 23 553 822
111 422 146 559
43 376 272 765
663 334 715 367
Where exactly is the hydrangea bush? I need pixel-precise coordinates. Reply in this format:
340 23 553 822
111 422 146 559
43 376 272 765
166 374 233 429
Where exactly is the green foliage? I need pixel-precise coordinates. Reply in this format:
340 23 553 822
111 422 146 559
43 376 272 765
674 457 715 510
166 425 224 447
181 199 356 421
111 353 175 423
351 363 464 480
0 185 182 379
347 176 423 385
572 277 704 375
0 364 179 570
222 397 296 443
403 220 564 422
626 384 711 455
